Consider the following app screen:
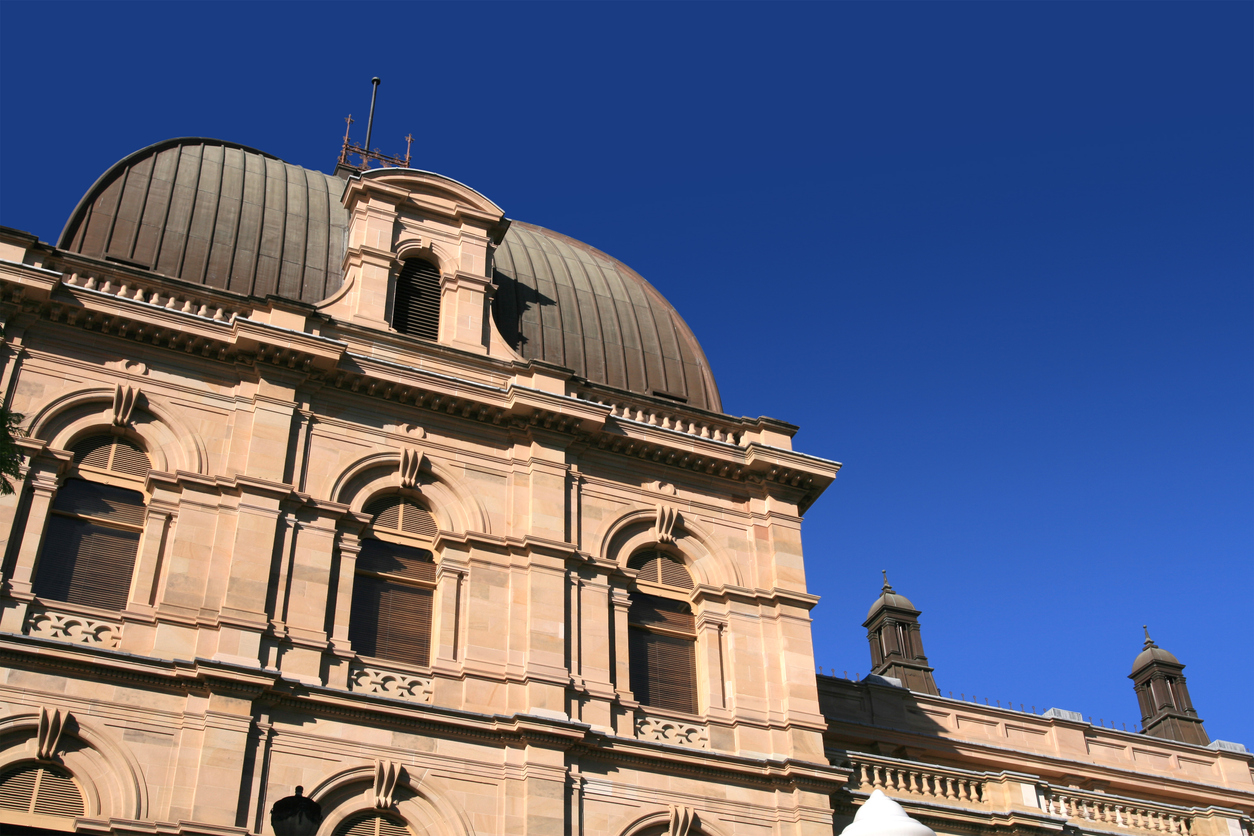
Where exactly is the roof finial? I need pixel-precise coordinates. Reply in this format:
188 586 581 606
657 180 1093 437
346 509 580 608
1143 625 1156 648
881 569 894 594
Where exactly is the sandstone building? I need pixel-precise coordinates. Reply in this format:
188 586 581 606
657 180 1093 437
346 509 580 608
0 137 1248 836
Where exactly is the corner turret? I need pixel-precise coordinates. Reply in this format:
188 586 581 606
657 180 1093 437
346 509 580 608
863 572 939 695
1131 626 1209 746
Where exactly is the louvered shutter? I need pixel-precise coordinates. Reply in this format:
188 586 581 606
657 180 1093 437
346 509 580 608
628 592 698 714
0 763 85 817
629 628 698 715
392 259 441 340
70 436 150 477
336 813 412 836
367 496 403 530
349 571 433 666
628 594 695 633
628 550 693 590
356 538 436 583
33 479 145 610
364 496 438 540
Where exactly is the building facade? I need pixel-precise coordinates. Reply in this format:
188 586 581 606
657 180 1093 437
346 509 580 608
0 137 1248 836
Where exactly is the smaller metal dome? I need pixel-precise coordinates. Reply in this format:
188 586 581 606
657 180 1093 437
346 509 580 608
866 571 918 620
1131 626 1181 674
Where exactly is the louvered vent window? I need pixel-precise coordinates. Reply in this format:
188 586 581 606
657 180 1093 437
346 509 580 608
32 436 150 611
626 550 698 715
391 258 441 340
0 763 85 818
335 812 413 836
348 496 438 667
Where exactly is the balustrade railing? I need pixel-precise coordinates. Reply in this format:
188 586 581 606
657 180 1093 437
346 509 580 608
844 752 985 804
65 271 246 323
1041 789 1193 835
576 391 745 446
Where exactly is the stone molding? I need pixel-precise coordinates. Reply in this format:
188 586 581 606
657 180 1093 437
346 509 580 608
350 664 434 704
26 606 122 649
636 711 710 749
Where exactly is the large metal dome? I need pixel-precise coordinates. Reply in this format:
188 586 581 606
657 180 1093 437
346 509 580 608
492 222 720 412
59 138 720 410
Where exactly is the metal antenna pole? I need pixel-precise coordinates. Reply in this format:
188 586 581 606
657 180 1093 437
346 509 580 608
364 77 381 155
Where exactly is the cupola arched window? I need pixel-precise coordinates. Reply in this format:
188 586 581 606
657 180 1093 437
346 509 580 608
334 811 413 836
0 762 85 818
627 549 698 714
32 435 150 611
391 258 441 340
349 496 439 667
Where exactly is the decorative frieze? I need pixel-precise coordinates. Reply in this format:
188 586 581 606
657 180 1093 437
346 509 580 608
26 608 121 649
350 665 434 704
635 713 709 749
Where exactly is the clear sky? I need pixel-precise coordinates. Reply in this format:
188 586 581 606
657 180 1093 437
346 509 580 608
2 2 1250 744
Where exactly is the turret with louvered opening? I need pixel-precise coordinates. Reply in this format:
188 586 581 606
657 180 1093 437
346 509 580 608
0 763 85 818
391 259 441 341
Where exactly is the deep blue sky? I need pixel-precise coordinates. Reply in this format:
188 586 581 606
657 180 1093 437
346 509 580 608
2 3 1250 744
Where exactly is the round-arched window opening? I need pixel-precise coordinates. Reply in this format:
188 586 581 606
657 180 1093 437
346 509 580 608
0 762 85 818
348 496 439 667
626 550 698 715
32 434 151 611
333 811 414 836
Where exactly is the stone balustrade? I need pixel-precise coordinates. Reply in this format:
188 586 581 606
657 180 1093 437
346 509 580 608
64 270 246 323
841 751 1209 836
845 752 986 804
576 391 745 446
1041 788 1193 835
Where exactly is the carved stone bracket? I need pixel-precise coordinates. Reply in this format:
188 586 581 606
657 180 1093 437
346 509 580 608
350 665 433 704
654 504 678 544
669 805 697 836
373 758 401 808
636 714 709 749
112 383 138 427
37 706 67 761
400 447 424 489
27 608 121 648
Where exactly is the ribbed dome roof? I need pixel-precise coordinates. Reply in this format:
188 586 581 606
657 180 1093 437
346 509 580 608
865 573 919 621
492 222 721 412
1132 628 1182 674
60 138 347 304
59 138 720 409
866 591 918 621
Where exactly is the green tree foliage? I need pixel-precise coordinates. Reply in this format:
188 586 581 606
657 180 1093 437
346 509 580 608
0 406 24 496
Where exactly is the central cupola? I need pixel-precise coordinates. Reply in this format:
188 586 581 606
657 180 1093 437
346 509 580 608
318 167 513 357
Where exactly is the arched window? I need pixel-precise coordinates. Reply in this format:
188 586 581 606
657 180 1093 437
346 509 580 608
391 258 441 340
334 811 413 836
627 550 698 714
32 435 150 611
349 496 439 667
0 762 85 818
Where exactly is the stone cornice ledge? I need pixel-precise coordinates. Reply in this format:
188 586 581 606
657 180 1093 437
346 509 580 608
0 632 848 790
